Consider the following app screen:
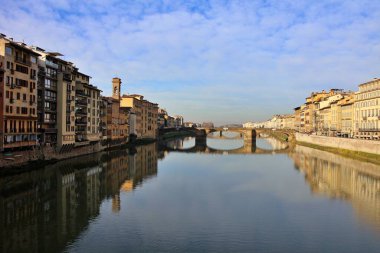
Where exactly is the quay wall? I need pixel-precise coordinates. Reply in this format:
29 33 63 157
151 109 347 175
295 133 380 155
0 143 106 169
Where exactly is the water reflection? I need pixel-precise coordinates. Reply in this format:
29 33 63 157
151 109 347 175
160 136 289 154
255 137 288 151
289 145 380 231
0 143 158 253
1 139 380 253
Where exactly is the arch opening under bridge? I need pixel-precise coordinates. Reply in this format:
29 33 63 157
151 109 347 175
160 128 291 155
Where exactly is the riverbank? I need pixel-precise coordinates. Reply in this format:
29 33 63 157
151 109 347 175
295 133 380 165
0 138 157 172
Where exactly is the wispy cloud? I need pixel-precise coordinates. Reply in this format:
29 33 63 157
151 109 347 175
1 0 380 124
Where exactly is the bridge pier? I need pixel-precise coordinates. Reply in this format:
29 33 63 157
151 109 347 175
243 129 257 153
194 129 207 152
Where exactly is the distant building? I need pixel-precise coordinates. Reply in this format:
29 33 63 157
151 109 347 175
121 94 158 139
354 78 380 139
243 122 255 128
157 108 167 128
174 115 184 127
201 122 214 128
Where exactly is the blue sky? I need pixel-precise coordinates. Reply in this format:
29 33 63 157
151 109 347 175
1 0 380 125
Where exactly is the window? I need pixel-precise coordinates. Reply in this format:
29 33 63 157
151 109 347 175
15 64 28 74
5 46 12 55
15 78 28 87
30 56 37 64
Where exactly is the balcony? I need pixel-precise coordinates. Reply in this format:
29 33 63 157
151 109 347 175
44 128 58 133
359 128 380 132
45 85 57 91
46 73 57 79
76 90 88 97
44 119 56 124
30 74 36 80
75 110 87 116
63 73 72 81
46 60 58 69
38 67 46 76
4 140 37 148
45 97 57 102
15 56 31 66
76 99 87 106
75 120 87 125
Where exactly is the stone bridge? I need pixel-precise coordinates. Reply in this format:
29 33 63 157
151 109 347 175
159 127 291 155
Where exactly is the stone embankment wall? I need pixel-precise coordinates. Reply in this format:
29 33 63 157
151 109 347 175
0 143 106 169
295 133 380 155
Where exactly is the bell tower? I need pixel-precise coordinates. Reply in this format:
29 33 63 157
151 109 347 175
112 77 122 100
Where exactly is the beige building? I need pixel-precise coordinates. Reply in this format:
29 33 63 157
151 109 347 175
354 78 380 139
340 95 355 137
0 36 39 150
29 47 76 147
121 94 158 139
102 78 129 144
0 55 4 151
74 72 101 144
282 114 295 129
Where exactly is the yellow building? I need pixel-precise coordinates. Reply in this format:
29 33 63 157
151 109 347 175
293 106 301 131
354 78 380 139
0 36 40 150
339 95 355 137
120 93 158 139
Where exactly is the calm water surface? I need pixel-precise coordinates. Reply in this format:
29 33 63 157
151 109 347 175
1 135 380 253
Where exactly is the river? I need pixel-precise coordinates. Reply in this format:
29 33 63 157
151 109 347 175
1 134 380 253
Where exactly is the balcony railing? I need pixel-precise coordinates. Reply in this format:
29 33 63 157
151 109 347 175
15 56 31 66
75 120 87 125
76 99 87 106
46 61 58 69
359 128 380 132
75 110 87 116
76 90 88 97
63 73 72 81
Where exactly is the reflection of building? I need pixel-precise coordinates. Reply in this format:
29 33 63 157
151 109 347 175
289 145 380 231
0 143 159 252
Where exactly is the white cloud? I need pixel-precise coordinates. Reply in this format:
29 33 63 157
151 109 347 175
1 0 379 124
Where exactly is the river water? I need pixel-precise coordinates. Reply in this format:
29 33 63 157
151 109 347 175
1 135 380 253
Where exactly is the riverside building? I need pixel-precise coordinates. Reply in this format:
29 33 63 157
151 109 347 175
121 93 158 139
354 78 380 139
0 35 39 151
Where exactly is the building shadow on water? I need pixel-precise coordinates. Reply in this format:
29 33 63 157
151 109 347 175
289 145 380 233
0 143 158 253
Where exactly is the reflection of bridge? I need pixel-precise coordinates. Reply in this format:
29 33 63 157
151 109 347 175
160 128 290 155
